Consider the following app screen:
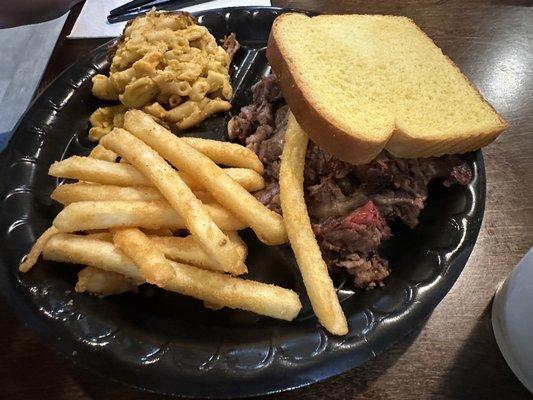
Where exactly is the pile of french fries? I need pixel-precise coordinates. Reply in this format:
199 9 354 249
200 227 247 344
20 108 352 335
20 110 301 322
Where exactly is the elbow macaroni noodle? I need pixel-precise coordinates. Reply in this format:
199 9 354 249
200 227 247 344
90 10 233 139
89 105 128 142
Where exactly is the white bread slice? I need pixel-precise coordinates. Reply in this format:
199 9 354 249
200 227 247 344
267 13 507 164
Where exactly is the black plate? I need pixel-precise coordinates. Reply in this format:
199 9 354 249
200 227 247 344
0 7 485 398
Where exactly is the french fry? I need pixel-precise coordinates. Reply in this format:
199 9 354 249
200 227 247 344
217 168 264 192
151 231 247 272
181 137 264 174
225 231 247 259
94 135 262 172
52 183 161 204
49 156 265 191
43 234 302 321
123 110 287 245
53 201 246 232
89 144 118 162
49 156 151 186
76 266 140 297
81 231 246 272
44 234 138 274
113 228 175 286
19 226 59 272
101 129 246 275
51 182 215 205
83 230 244 272
279 114 348 336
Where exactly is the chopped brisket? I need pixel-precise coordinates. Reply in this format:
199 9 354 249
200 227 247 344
228 75 283 143
313 201 392 288
445 159 472 186
221 33 240 62
336 254 390 289
229 76 472 289
250 74 284 103
313 201 391 254
253 181 281 214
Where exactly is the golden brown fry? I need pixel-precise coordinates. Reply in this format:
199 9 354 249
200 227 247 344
88 136 263 172
279 114 348 335
218 168 265 192
181 137 264 174
44 234 137 273
163 263 299 319
49 156 264 191
49 156 151 186
150 231 247 273
88 145 118 162
124 110 286 245
43 234 302 321
53 200 246 232
80 231 245 272
76 266 140 297
101 128 245 275
113 228 175 287
19 226 59 272
80 230 244 272
51 183 161 204
226 231 248 260
51 183 216 205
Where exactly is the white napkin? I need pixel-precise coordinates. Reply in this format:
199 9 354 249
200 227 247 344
68 0 272 38
0 12 68 151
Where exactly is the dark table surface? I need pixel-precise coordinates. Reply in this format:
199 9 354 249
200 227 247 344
1 1 532 399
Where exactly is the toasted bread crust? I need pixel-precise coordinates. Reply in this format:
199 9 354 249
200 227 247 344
267 13 507 164
267 19 385 165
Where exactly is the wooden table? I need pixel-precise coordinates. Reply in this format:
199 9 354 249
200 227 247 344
1 1 532 399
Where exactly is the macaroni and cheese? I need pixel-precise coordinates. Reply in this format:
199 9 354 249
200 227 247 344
90 10 235 138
